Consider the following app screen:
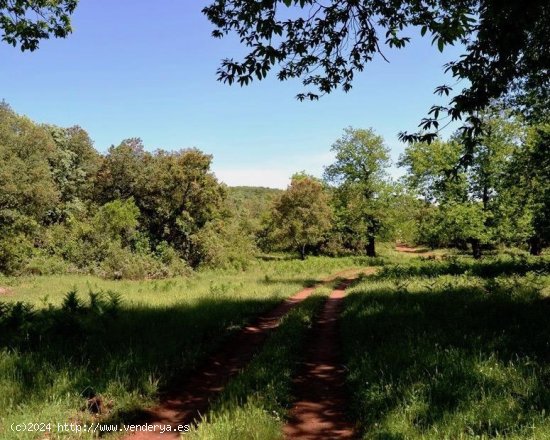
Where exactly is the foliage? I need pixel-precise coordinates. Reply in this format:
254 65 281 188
191 219 257 269
377 184 423 245
504 124 550 255
94 138 147 203
136 148 226 259
0 0 77 51
0 105 239 277
226 186 282 237
46 124 100 220
265 174 333 259
203 0 549 154
0 104 59 220
324 127 391 256
399 138 467 204
99 243 189 280
94 198 140 244
1 101 548 277
398 111 540 257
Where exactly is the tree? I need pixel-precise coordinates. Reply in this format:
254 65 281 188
399 138 467 204
136 148 226 261
0 103 59 221
204 0 549 155
95 198 140 245
324 127 390 257
92 140 228 265
0 104 59 274
0 0 77 51
267 173 332 259
506 124 550 255
399 111 528 257
377 183 423 245
47 125 100 220
94 138 147 204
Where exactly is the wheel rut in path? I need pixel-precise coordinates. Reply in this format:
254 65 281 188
283 279 356 440
124 270 365 439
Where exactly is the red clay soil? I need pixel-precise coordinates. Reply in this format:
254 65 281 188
126 285 318 439
0 287 13 296
283 279 356 440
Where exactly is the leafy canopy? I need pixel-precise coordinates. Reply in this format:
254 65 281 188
324 127 390 255
203 0 549 150
267 173 333 258
0 0 77 51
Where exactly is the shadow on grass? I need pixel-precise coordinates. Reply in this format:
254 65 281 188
342 282 550 438
377 255 549 279
257 254 296 261
395 246 434 254
0 293 281 426
261 276 320 288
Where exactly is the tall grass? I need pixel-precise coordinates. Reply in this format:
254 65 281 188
0 256 363 439
341 260 550 439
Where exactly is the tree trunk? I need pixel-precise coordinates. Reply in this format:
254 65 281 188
482 185 489 211
299 244 306 260
529 235 542 256
366 235 376 257
470 238 482 259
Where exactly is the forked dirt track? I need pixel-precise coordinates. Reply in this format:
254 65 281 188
126 268 370 439
283 279 359 440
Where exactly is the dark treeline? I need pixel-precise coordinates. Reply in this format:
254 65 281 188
0 102 548 278
0 102 252 277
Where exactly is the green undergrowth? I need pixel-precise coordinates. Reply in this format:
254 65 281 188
0 255 376 307
378 254 550 280
188 291 328 440
342 259 550 439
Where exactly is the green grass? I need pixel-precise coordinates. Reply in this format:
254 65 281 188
0 255 374 307
0 256 366 439
188 290 329 440
341 257 550 439
3 251 549 439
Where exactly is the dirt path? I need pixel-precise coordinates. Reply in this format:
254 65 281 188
395 244 440 259
125 269 367 439
0 287 13 296
283 279 358 440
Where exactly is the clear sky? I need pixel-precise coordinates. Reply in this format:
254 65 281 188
0 0 464 188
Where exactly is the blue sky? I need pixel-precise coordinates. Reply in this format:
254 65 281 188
0 0 464 188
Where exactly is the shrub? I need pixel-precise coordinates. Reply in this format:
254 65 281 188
22 254 72 275
191 220 256 270
0 234 35 275
100 244 189 279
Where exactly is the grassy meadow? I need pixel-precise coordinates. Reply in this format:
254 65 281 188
1 249 549 439
342 253 550 439
0 256 368 439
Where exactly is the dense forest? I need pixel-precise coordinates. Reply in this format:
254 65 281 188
0 102 548 278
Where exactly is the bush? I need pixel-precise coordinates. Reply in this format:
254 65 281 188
191 220 257 270
22 254 72 275
0 234 35 275
100 244 190 279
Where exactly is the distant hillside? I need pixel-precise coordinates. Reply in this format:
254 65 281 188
226 186 282 232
